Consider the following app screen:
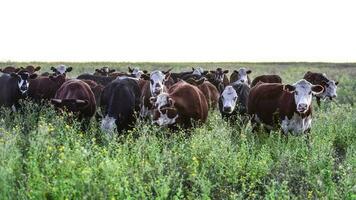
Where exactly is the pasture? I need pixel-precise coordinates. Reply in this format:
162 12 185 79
0 62 355 199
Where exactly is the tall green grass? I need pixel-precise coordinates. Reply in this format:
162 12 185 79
0 62 355 199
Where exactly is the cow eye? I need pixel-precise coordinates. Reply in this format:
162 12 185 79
295 91 298 95
150 80 154 84
309 91 312 95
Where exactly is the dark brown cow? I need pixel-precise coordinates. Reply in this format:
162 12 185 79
51 79 96 120
0 66 19 74
81 79 104 106
248 80 323 134
28 74 67 102
207 68 229 87
93 67 116 76
186 78 220 109
230 68 252 85
303 71 338 106
251 74 282 87
77 73 117 86
24 65 41 74
150 81 208 128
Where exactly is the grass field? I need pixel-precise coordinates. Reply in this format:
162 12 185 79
0 62 355 199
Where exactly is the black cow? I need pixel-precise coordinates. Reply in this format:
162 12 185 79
0 71 37 111
100 77 141 133
77 73 117 86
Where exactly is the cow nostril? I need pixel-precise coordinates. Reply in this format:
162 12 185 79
224 107 232 112
241 80 244 82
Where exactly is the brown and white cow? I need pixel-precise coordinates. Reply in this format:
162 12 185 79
230 68 252 85
51 79 96 120
303 71 338 106
186 78 220 109
139 69 172 118
248 80 324 134
251 74 282 87
150 81 208 128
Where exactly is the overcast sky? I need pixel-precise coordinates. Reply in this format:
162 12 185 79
0 0 355 62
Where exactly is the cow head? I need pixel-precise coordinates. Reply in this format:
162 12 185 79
51 65 73 75
192 67 207 76
95 67 115 76
284 79 324 113
210 68 229 82
49 74 67 86
149 70 171 96
320 80 339 100
186 77 205 86
150 93 179 126
51 99 88 113
128 67 147 78
220 86 238 114
11 71 37 95
25 65 41 74
231 68 251 84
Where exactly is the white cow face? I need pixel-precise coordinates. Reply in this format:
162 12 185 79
321 80 338 100
51 64 73 75
150 93 179 126
12 71 36 94
221 86 238 114
192 67 204 76
284 79 324 113
233 68 251 84
150 70 168 97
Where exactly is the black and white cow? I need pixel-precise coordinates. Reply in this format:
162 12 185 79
0 71 37 111
100 78 141 133
219 83 250 121
51 64 73 75
128 67 147 79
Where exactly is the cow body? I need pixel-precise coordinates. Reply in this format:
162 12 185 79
51 79 96 120
150 81 208 128
100 78 141 133
77 73 117 86
28 75 67 102
186 78 220 109
251 75 282 87
248 80 323 134
303 71 338 106
219 83 250 121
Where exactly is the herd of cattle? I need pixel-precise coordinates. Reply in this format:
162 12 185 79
0 64 339 134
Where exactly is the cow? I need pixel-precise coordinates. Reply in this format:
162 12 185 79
186 78 220 109
128 67 148 78
230 68 252 85
139 70 172 118
51 79 96 121
24 65 41 74
207 68 230 87
251 74 282 87
42 64 73 76
28 74 67 102
94 67 116 76
0 66 19 74
100 78 141 133
81 79 104 106
0 70 37 111
77 73 117 86
180 67 208 81
303 71 338 106
219 83 250 122
247 80 324 134
150 81 208 129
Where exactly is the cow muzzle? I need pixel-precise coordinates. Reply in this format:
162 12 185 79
223 106 233 113
297 103 308 113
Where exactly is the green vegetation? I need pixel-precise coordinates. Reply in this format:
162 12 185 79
0 62 355 199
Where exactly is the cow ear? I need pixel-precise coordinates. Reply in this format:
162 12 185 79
109 69 115 73
150 97 157 104
192 67 195 71
283 84 295 92
234 70 238 73
66 67 73 72
75 100 88 107
50 67 56 71
51 99 62 106
128 67 133 72
143 70 148 74
223 70 229 74
202 70 209 75
312 85 324 94
141 74 150 80
246 70 252 74
29 74 38 79
95 69 101 72
335 81 339 85
210 70 216 74
35 66 41 71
